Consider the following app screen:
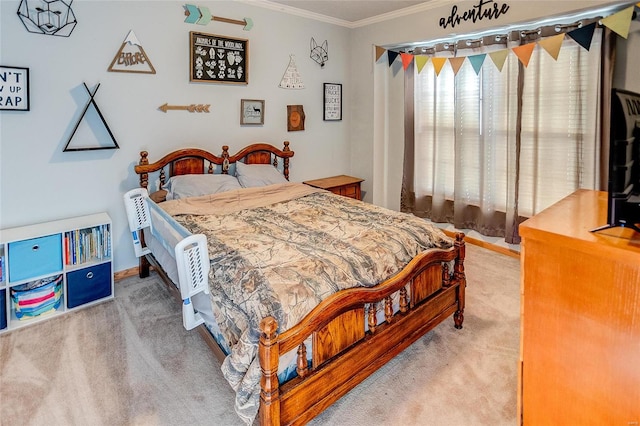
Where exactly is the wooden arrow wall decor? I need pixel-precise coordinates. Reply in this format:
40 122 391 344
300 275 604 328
184 4 253 30
159 103 210 113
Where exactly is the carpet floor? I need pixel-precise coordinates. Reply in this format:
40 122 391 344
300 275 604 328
0 243 521 425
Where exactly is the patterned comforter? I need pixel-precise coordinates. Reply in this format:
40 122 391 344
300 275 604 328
161 182 453 424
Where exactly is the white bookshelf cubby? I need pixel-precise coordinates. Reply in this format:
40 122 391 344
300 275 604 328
0 212 113 333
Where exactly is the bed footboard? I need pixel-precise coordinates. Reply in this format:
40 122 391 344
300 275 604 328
259 233 466 426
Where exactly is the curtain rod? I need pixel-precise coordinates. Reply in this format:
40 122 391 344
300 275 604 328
385 1 635 54
408 16 601 55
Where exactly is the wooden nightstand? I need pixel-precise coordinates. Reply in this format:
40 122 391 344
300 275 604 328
303 175 364 200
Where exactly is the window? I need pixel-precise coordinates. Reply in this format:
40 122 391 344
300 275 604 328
406 29 602 241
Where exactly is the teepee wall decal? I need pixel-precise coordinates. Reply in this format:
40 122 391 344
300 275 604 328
279 55 304 89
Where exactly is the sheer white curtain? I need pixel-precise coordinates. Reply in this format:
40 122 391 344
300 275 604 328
407 29 602 242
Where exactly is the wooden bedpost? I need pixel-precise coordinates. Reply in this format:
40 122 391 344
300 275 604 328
221 146 230 174
139 151 149 190
259 316 281 425
283 141 290 180
453 233 466 329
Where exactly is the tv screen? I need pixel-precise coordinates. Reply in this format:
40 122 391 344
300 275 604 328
592 88 640 233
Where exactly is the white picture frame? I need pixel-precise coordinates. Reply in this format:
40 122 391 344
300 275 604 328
0 66 30 111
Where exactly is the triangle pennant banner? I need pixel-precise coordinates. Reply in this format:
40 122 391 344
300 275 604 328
375 45 386 62
415 55 429 73
601 6 634 39
512 42 536 67
400 53 414 70
567 22 597 51
538 33 565 60
388 50 399 67
489 49 509 72
431 57 448 76
468 54 486 75
449 57 466 76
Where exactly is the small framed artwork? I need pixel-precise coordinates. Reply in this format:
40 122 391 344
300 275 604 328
241 99 265 125
0 66 29 111
323 82 342 121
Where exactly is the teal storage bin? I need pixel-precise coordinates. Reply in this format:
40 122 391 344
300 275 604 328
8 234 63 282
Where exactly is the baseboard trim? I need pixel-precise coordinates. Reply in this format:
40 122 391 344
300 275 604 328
114 267 141 282
442 230 520 259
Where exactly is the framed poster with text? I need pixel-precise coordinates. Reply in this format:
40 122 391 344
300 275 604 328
0 66 29 111
190 32 248 84
323 82 342 121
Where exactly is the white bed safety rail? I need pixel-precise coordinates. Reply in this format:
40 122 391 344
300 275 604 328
123 188 210 330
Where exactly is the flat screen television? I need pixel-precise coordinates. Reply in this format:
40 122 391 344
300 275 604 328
592 88 640 233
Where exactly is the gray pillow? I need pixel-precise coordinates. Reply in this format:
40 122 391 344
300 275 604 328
235 161 288 188
165 174 242 200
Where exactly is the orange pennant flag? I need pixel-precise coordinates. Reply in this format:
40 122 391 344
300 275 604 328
538 33 565 60
415 55 429 74
489 49 509 72
400 53 414 70
449 57 466 76
431 57 448 76
512 42 536 67
601 6 634 39
375 45 386 62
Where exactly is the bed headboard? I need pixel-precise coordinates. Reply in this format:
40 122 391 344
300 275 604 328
134 141 293 191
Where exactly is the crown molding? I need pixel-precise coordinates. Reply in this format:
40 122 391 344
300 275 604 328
237 0 455 29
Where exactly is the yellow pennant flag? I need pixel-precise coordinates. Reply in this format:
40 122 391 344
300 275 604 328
538 33 565 60
375 46 386 62
489 49 509 72
415 55 429 74
449 57 466 76
431 57 448 76
601 6 634 39
400 53 414 70
512 42 536 67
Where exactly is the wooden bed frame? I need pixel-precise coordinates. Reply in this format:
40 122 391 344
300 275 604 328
133 142 466 426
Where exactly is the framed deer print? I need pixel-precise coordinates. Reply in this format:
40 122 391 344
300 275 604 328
240 99 264 125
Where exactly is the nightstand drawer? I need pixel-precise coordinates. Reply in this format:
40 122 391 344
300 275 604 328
340 184 358 198
67 262 112 308
8 234 63 282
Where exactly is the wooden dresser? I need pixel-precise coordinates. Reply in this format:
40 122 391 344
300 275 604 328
518 189 640 425
303 175 363 200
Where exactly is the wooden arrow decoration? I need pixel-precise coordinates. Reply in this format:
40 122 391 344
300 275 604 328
184 4 253 30
159 103 210 113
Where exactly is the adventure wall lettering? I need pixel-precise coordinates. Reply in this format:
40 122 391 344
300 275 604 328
439 0 510 29
190 31 248 84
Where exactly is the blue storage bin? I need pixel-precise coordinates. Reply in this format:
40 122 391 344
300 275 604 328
67 262 112 309
1 289 6 330
8 234 63 282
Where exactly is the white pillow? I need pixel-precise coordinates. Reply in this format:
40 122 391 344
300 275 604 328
165 174 242 200
235 161 288 188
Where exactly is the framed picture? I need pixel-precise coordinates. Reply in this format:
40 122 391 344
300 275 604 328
241 99 265 125
190 31 248 84
323 82 342 121
0 66 29 111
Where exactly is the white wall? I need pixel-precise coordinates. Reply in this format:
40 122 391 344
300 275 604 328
0 1 350 272
349 0 638 209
